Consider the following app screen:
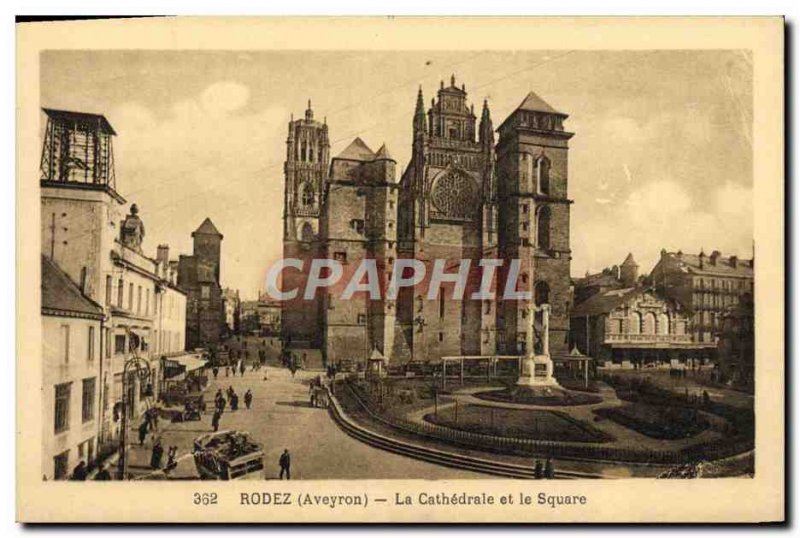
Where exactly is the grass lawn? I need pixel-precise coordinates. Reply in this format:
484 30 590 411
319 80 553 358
424 404 614 443
474 386 603 406
594 403 710 440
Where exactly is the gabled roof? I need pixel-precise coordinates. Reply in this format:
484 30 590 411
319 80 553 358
192 217 223 238
571 286 640 317
42 108 116 135
516 91 563 115
41 255 104 319
335 137 375 162
662 251 753 277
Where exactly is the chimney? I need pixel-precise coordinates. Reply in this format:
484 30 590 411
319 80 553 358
157 244 170 265
710 250 721 266
730 255 738 269
699 249 706 269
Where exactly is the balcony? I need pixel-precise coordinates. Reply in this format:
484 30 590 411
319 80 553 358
604 333 693 346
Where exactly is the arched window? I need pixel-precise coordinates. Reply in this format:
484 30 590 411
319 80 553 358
523 153 534 192
659 313 670 335
536 156 550 195
534 281 550 306
301 183 315 206
301 141 307 162
643 312 656 334
629 312 641 334
536 206 551 250
300 222 314 242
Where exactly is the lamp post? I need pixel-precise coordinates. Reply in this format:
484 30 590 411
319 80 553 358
116 332 153 480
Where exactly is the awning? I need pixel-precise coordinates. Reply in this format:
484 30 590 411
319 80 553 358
174 353 208 373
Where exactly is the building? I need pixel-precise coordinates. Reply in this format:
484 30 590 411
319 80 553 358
717 292 754 388
648 249 755 345
280 78 575 365
178 218 226 349
257 298 281 336
221 288 241 335
41 255 104 480
40 108 188 454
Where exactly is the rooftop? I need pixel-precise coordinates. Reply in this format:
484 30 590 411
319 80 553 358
42 108 116 135
41 255 104 319
334 137 375 162
192 217 223 238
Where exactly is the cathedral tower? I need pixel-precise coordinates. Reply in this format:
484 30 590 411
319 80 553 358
281 101 330 348
495 91 574 357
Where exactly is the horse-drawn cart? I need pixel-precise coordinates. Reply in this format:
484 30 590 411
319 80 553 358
192 430 265 480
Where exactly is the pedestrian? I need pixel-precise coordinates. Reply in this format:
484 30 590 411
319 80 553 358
70 461 87 481
93 464 112 481
225 365 230 377
279 449 291 480
533 459 544 479
231 392 239 411
138 421 149 445
244 389 253 409
240 361 246 377
212 409 221 432
218 396 227 413
212 366 219 379
227 386 234 400
544 458 555 479
150 440 164 470
165 446 178 472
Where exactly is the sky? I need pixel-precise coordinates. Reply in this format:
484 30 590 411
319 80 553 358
41 50 753 299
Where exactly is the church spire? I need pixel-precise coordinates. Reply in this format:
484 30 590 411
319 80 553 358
479 98 494 146
413 86 427 137
305 99 314 121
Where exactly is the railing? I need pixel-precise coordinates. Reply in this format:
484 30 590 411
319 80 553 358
604 333 692 344
343 379 753 466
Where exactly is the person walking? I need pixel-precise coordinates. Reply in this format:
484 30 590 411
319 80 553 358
70 461 87 481
165 446 178 473
225 365 230 377
544 458 555 479
240 361 246 377
212 366 219 379
230 391 239 411
211 408 221 432
279 449 291 480
138 420 149 445
150 440 164 470
93 464 112 481
244 389 253 410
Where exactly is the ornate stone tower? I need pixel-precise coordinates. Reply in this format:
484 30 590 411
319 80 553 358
397 76 497 362
282 100 329 348
495 91 574 358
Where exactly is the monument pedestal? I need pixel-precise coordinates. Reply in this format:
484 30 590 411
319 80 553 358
517 354 560 387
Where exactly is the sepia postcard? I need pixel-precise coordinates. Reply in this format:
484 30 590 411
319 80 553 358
16 16 784 523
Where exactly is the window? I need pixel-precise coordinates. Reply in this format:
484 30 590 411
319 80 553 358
357 313 366 324
82 378 96 423
54 383 71 434
350 219 365 234
201 285 210 300
117 278 124 307
536 206 551 250
145 289 150 315
60 324 70 363
536 156 551 195
334 251 348 264
137 286 142 313
105 328 111 359
128 283 133 310
53 451 69 481
522 203 529 214
629 312 641 334
439 289 446 319
534 281 550 306
438 332 444 342
105 276 112 306
114 334 126 355
301 183 315 206
87 326 95 362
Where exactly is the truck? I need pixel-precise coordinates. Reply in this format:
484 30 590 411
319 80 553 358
192 430 265 480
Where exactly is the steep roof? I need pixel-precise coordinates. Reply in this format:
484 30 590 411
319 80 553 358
621 253 637 267
662 251 754 277
42 108 116 135
192 217 223 238
516 91 563 115
373 143 395 161
41 255 104 319
335 137 375 162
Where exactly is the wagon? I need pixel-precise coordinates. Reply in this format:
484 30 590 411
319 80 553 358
192 430 265 480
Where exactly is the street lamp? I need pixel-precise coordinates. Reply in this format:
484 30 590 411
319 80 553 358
116 331 153 480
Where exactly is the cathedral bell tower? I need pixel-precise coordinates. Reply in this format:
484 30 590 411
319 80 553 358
281 100 330 349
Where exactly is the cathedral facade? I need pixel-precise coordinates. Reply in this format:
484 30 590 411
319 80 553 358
281 78 574 365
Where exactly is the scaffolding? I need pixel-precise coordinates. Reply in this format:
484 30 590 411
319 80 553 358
40 108 116 189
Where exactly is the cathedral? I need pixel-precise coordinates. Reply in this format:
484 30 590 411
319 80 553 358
281 77 574 365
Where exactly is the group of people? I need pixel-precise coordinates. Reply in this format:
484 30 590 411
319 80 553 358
533 458 556 479
211 386 254 431
69 460 112 481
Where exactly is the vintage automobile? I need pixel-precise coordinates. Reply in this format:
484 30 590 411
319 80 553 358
192 430 265 480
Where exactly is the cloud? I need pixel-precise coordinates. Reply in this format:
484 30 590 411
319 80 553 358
200 81 251 114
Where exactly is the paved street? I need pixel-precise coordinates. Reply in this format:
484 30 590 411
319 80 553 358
130 360 488 480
